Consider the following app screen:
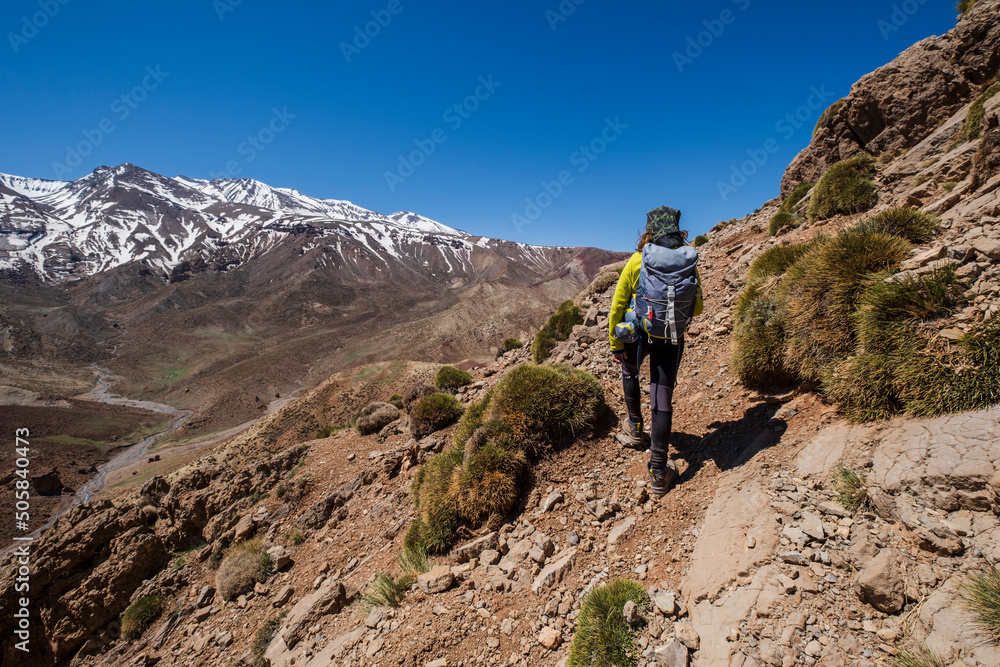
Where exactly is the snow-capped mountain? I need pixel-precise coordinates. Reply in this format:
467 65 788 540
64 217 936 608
0 164 494 281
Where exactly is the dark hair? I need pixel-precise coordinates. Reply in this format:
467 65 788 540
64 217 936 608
637 229 688 251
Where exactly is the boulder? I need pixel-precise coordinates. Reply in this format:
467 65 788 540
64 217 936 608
417 565 454 594
452 532 498 563
280 578 347 647
857 549 905 614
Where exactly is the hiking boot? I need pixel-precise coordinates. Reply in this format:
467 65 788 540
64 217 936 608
621 418 645 449
648 460 679 496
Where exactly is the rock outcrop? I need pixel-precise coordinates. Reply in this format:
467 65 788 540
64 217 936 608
782 0 1000 194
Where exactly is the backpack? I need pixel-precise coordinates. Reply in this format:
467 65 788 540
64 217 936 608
633 244 699 345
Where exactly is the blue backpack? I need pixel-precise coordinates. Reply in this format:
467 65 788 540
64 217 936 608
632 244 700 345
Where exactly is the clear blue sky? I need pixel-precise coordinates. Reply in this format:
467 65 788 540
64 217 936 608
1 0 961 252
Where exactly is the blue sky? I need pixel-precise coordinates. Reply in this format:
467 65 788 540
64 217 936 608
1 0 961 252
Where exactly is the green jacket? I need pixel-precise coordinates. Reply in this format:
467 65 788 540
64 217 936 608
607 251 704 352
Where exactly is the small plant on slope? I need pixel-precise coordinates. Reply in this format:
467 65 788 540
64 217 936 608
568 579 649 667
435 365 472 392
532 300 583 363
836 466 871 513
960 566 1000 641
216 539 273 601
410 392 464 439
807 154 878 221
121 595 163 641
891 644 944 667
362 573 414 609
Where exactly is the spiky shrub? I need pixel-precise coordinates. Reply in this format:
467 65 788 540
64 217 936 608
388 393 404 409
856 207 938 243
780 227 910 380
781 181 814 212
891 644 944 667
216 539 273 601
356 402 400 435
807 154 878 221
731 281 796 387
813 99 846 137
501 337 524 352
121 595 162 641
835 467 871 513
768 211 801 236
895 318 1000 417
746 242 816 283
693 234 709 247
410 365 605 552
398 545 430 576
960 566 1000 641
252 614 285 667
454 440 528 524
532 300 583 363
962 81 999 141
406 444 464 553
410 392 464 439
485 364 605 457
568 579 649 667
435 365 472 392
825 354 903 422
587 267 622 296
363 572 415 608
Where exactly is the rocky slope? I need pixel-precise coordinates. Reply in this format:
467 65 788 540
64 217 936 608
3 4 1000 667
782 0 1000 195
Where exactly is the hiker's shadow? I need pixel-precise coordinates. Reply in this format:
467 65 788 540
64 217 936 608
671 402 785 485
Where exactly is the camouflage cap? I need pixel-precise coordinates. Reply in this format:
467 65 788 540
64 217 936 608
646 206 682 242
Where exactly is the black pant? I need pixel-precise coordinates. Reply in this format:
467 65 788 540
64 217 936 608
621 337 684 470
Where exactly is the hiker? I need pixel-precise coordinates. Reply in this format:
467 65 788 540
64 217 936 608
608 206 703 496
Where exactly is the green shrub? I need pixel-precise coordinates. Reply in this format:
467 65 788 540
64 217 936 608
768 211 801 236
485 364 605 457
399 546 430 576
855 267 963 353
781 182 814 212
388 393 405 408
957 0 979 14
731 282 796 387
568 579 649 667
407 444 464 553
454 439 528 523
410 364 604 553
362 572 415 608
780 227 910 380
825 353 903 422
746 242 816 283
410 392 464 439
960 566 1000 641
356 402 399 435
121 595 162 641
453 387 494 447
807 154 878 222
288 528 305 545
856 207 938 243
532 300 583 363
813 99 846 137
693 234 708 247
216 539 273 601
252 615 285 667
501 337 524 352
962 81 1000 141
435 365 472 392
